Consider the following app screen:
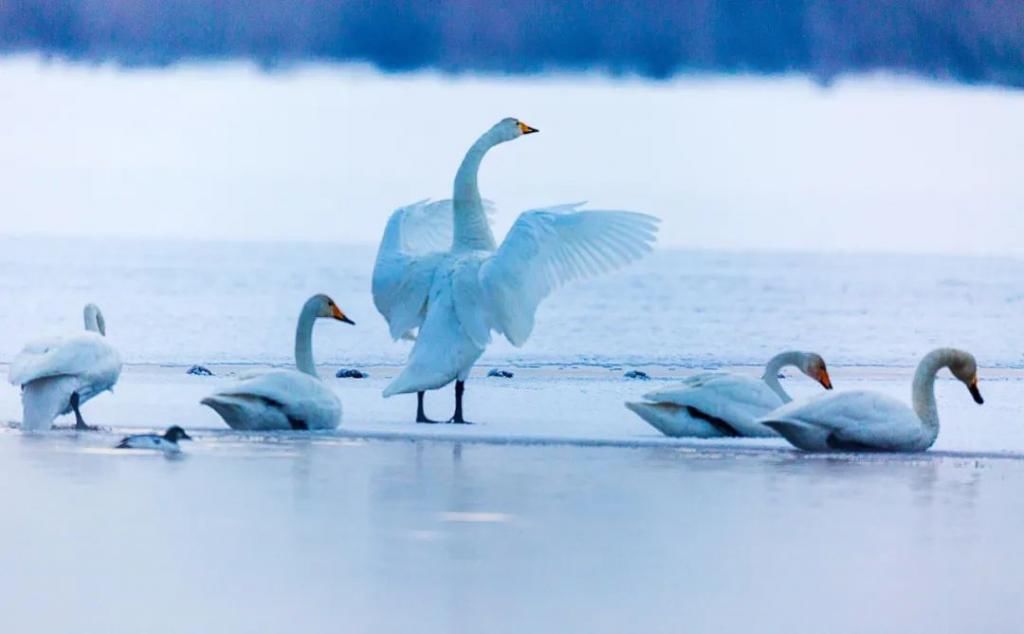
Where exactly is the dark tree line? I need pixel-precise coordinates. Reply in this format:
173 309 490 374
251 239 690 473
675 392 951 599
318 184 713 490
0 0 1021 86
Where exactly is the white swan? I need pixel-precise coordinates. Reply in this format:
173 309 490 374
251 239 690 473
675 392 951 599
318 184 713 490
759 348 984 452
8 303 122 431
201 294 353 431
373 118 659 423
625 351 833 438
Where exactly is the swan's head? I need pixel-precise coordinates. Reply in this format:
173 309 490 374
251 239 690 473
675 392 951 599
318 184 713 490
83 303 106 336
163 426 192 442
800 353 833 390
491 117 539 143
309 294 355 325
949 352 983 405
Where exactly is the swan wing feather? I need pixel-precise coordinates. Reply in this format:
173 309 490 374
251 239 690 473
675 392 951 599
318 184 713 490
212 370 340 425
761 391 923 449
372 199 494 341
9 333 121 388
479 205 659 346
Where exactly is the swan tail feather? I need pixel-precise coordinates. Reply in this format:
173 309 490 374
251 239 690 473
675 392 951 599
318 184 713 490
21 376 76 431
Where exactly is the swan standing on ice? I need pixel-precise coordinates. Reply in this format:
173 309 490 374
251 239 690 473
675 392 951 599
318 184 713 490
759 347 984 452
8 303 122 431
625 351 833 438
201 294 354 431
373 118 659 423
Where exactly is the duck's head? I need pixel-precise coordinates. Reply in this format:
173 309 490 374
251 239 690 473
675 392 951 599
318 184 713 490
309 294 355 325
949 352 983 404
164 426 192 442
490 117 539 143
799 353 833 390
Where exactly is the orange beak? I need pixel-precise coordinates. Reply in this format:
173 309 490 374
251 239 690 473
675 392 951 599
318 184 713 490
817 368 833 390
331 304 355 325
517 121 539 135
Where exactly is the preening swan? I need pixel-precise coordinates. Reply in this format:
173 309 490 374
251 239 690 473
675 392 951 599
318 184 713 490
8 303 122 431
373 117 659 423
625 351 833 438
201 294 353 431
759 347 984 452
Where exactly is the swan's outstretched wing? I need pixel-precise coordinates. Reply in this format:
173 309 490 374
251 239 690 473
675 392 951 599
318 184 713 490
479 204 659 346
372 199 494 341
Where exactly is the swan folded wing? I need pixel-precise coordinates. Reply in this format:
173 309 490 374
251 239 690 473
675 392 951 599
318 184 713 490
479 205 659 346
761 391 922 449
214 371 340 422
9 334 120 387
644 376 781 429
372 199 496 342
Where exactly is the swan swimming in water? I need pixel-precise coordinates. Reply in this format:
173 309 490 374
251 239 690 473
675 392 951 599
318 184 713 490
201 294 354 431
625 351 833 438
8 303 122 431
373 118 659 423
759 347 984 452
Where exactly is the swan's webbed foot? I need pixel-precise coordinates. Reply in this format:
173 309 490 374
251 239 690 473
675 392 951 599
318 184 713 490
446 416 473 425
415 391 439 424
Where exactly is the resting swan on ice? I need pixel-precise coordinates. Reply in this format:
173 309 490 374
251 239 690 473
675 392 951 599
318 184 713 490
372 118 659 423
9 303 122 431
759 347 983 452
626 351 833 438
201 294 354 431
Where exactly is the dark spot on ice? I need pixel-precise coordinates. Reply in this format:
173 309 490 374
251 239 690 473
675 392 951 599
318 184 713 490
624 370 650 380
777 373 786 379
335 368 368 379
487 369 514 379
187 365 214 376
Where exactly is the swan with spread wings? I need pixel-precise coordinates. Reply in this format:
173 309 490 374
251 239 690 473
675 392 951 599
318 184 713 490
373 118 659 423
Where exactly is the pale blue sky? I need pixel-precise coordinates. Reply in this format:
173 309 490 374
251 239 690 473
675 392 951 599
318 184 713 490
1 57 1022 256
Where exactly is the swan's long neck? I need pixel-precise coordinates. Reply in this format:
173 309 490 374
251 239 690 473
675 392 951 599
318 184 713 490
760 351 805 403
452 130 500 252
294 301 321 377
84 305 105 336
911 348 959 436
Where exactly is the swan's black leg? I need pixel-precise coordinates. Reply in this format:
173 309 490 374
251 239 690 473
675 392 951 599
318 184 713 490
449 381 472 424
416 391 439 424
70 393 96 431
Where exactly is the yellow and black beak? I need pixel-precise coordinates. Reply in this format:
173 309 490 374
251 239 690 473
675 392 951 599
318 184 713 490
817 368 833 390
968 376 983 405
331 304 355 325
517 121 539 135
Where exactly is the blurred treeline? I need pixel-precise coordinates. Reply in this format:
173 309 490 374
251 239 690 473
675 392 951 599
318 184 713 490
1 0 1021 86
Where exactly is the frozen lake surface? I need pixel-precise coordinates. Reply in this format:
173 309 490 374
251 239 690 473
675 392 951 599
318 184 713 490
3 415 1023 633
2 238 1022 632
1 237 1022 369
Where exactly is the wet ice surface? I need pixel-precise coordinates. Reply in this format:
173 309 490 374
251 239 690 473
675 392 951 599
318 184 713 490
3 421 1023 633
1 369 1023 632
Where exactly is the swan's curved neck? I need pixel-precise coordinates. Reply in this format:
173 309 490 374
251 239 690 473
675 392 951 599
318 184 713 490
452 129 500 252
294 301 321 377
760 351 805 403
84 306 105 336
911 348 959 435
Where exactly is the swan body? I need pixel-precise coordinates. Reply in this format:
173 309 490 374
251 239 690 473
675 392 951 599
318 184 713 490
373 118 659 422
626 351 833 438
201 294 353 431
760 348 983 452
9 304 122 430
117 425 192 452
